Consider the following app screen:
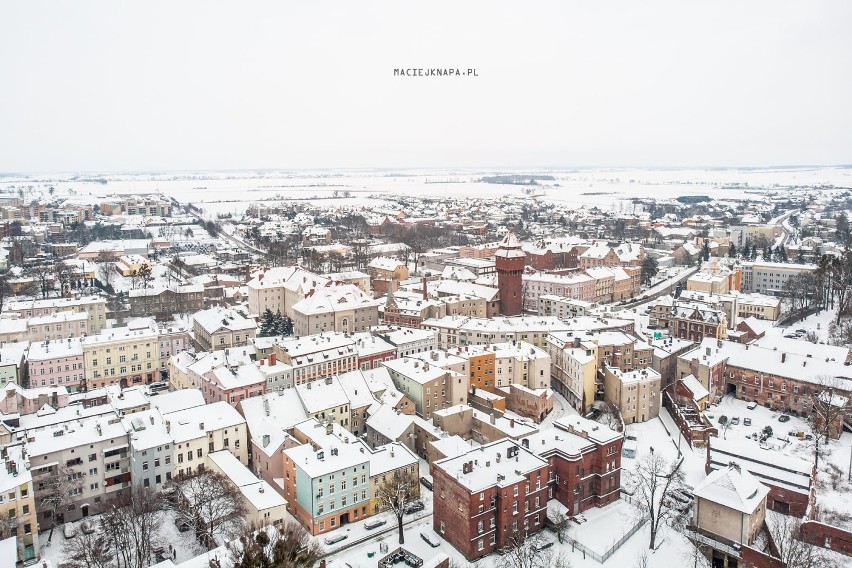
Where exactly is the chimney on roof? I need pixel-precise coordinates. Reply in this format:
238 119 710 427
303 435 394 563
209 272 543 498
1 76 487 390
422 277 428 301
782 353 786 363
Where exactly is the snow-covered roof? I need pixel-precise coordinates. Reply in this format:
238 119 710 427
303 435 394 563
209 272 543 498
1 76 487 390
291 284 381 316
382 357 448 384
682 338 852 389
336 369 378 409
296 377 349 414
148 388 206 415
164 401 246 443
365 404 415 441
693 464 769 515
367 256 406 272
495 231 524 259
192 307 256 334
238 390 306 456
709 438 811 493
680 374 710 400
351 332 396 357
433 438 547 493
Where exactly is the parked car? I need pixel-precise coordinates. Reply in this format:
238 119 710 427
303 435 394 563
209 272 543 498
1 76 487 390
746 402 758 410
80 520 96 535
744 418 752 426
365 518 387 530
420 532 440 548
324 533 348 546
730 417 740 426
419 476 433 491
779 415 791 423
63 522 77 539
405 501 425 514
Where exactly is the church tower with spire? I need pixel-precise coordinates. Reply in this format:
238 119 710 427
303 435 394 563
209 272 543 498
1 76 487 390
496 231 525 316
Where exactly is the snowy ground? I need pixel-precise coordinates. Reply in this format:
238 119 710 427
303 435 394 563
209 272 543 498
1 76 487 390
39 509 207 567
540 391 580 429
324 500 699 568
707 395 852 522
780 307 837 345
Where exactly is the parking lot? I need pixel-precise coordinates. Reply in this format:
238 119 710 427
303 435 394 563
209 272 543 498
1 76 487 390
707 396 818 454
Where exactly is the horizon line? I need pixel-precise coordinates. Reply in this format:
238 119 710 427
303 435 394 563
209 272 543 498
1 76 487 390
1 163 851 178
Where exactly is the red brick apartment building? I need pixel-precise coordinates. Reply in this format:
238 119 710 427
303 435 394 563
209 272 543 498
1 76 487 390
679 339 852 433
431 416 623 560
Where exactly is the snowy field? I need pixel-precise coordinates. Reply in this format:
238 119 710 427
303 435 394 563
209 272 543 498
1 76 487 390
3 166 851 218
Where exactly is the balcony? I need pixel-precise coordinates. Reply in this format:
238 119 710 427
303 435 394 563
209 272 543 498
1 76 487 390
684 526 741 559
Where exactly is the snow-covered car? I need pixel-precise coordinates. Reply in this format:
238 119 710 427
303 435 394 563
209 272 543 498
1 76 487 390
420 531 440 548
778 415 791 423
404 501 425 514
730 417 740 425
365 518 387 530
63 523 77 539
746 402 758 410
80 520 96 534
324 533 348 546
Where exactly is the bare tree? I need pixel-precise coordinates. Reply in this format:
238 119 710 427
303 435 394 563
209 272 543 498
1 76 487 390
28 262 55 299
718 415 732 440
680 538 711 568
0 515 14 540
96 250 116 289
497 532 572 568
99 486 167 568
0 273 8 316
137 263 153 289
806 376 848 471
374 467 421 545
628 449 686 549
40 465 83 536
227 521 322 568
766 512 840 568
55 261 74 297
595 401 623 432
168 469 247 550
547 504 570 543
59 528 116 568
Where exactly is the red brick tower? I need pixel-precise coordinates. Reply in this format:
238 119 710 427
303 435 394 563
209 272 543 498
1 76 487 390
496 231 525 315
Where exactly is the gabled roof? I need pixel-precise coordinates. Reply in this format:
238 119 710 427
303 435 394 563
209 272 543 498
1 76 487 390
693 464 769 514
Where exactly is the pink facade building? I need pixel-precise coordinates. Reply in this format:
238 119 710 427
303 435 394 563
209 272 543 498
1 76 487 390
27 338 86 392
201 362 267 406
0 383 70 415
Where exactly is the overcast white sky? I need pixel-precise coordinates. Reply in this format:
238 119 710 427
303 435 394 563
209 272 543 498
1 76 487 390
1 1 851 173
